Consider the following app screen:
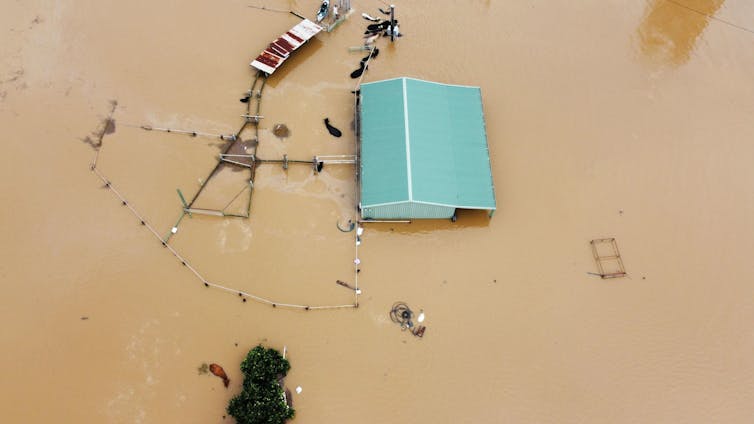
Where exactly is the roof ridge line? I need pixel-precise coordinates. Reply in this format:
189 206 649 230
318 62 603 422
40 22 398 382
402 77 413 202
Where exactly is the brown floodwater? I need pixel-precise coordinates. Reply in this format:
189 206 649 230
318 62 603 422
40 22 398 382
2 0 754 422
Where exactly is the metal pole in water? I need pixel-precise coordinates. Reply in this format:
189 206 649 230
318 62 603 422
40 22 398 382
390 5 395 42
176 189 188 208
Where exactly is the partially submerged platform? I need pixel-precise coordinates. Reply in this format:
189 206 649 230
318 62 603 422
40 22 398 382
250 19 323 75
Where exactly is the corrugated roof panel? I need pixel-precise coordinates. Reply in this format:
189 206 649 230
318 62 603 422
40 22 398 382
405 79 459 206
359 77 496 218
360 79 409 207
250 19 322 75
445 84 496 209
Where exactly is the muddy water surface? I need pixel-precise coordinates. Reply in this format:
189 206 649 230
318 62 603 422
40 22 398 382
2 0 754 422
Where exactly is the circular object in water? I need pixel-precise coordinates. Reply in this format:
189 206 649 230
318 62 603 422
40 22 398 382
273 123 290 138
390 302 413 328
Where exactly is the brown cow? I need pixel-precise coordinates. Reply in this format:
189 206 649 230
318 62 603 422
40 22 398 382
209 363 230 388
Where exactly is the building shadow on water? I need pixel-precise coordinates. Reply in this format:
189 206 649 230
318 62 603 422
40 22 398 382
637 0 725 66
365 209 492 235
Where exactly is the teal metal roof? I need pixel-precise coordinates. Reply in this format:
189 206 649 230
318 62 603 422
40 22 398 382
359 77 496 218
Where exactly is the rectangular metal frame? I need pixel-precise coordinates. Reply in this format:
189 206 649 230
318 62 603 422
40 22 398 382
590 238 627 279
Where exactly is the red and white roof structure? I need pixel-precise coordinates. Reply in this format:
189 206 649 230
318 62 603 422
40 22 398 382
250 19 323 75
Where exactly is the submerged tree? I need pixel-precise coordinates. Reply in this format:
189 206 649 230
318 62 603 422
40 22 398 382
227 345 295 424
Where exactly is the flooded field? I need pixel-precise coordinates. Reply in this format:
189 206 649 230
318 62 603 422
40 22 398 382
2 0 754 422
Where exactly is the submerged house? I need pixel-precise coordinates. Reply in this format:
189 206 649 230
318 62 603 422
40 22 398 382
358 77 496 220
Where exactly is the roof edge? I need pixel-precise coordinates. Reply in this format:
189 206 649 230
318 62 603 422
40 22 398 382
409 200 496 210
361 76 481 90
360 200 410 208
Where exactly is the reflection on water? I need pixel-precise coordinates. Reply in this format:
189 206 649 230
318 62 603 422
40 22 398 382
364 209 492 235
637 0 725 65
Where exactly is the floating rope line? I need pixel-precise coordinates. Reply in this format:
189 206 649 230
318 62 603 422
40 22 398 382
87 71 357 310
247 4 292 14
90 162 356 311
122 123 236 141
353 225 360 306
221 182 253 212
664 0 754 36
84 27 365 310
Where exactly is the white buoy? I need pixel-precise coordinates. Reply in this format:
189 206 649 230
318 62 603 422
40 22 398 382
355 289 362 295
417 310 425 323
171 227 178 234
295 386 302 394
354 258 361 265
356 227 364 236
